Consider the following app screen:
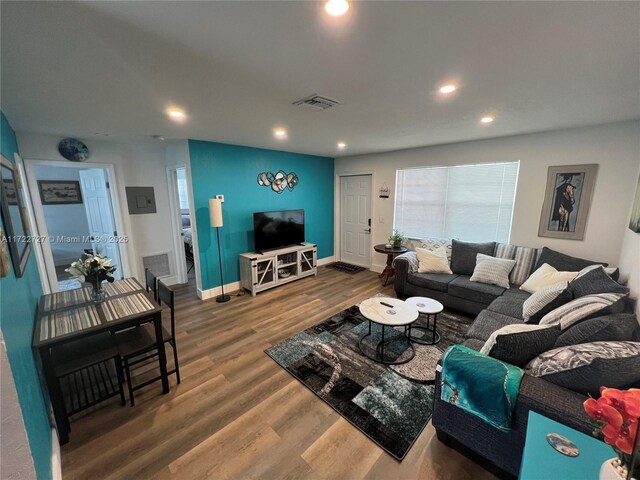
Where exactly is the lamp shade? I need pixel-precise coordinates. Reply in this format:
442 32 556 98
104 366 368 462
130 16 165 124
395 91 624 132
209 198 223 227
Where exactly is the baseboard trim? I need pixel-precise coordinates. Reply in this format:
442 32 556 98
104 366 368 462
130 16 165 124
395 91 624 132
197 281 241 300
370 263 385 274
52 428 61 480
317 256 336 266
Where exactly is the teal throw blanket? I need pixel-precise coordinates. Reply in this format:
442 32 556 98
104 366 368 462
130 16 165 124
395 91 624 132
440 345 524 432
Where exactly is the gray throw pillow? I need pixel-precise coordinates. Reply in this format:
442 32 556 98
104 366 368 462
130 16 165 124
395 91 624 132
470 253 516 289
555 313 640 347
480 324 561 367
525 341 640 396
534 247 607 272
522 281 573 323
570 265 629 298
451 240 496 276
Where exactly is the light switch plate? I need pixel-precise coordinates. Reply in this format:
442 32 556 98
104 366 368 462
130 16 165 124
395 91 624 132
216 194 224 202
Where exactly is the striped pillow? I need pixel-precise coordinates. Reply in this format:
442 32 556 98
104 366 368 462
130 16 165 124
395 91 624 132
522 281 573 323
495 243 540 286
539 293 627 330
470 253 516 289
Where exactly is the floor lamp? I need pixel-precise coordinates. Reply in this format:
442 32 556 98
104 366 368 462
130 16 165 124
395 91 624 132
209 198 230 303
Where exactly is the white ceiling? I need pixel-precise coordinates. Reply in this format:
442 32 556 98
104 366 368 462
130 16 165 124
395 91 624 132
2 1 639 158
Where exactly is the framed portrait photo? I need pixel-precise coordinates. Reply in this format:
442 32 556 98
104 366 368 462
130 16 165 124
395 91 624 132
538 164 598 240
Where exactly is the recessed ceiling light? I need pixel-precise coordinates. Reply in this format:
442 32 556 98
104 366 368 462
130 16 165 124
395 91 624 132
439 84 457 94
273 128 287 139
337 142 347 149
325 0 349 17
167 108 185 120
480 116 495 124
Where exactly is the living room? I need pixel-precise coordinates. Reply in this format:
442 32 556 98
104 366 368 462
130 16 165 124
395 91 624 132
1 2 639 480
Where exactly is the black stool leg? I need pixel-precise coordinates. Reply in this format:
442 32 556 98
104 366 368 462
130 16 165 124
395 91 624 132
171 340 181 384
125 359 135 407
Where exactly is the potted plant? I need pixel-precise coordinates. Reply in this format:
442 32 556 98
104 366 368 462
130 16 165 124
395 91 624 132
66 253 117 303
388 229 407 248
584 387 640 480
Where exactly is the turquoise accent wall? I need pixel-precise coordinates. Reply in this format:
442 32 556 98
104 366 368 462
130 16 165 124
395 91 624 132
188 140 334 291
1 112 52 479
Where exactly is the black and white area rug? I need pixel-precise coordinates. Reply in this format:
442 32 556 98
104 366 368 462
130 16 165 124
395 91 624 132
265 303 472 460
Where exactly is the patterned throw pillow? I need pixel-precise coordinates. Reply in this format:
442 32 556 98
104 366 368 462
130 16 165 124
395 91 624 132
522 281 573 323
470 253 516 289
525 341 640 395
520 263 579 294
416 247 452 274
570 265 629 298
419 237 453 262
495 243 541 286
538 293 627 330
480 323 561 367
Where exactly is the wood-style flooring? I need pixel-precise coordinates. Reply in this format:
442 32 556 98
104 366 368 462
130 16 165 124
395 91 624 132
61 267 497 480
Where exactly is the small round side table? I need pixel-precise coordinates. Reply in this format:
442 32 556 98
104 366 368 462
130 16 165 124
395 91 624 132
405 296 443 345
358 297 418 365
373 244 408 286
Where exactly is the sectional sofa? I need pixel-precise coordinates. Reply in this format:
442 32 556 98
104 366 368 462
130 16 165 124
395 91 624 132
392 239 640 477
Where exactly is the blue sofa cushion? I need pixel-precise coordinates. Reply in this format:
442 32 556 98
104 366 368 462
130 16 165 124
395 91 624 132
449 275 505 305
406 272 459 292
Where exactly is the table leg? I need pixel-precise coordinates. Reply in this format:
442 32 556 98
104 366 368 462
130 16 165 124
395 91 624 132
38 346 69 444
153 313 170 394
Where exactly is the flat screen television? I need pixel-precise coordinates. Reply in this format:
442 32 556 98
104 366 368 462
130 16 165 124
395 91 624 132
253 209 305 253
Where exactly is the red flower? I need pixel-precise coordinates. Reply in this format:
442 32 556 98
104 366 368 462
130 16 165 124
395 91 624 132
602 419 638 455
584 397 623 428
600 388 640 420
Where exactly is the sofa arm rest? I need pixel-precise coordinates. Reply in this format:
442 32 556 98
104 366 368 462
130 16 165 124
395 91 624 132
393 252 417 295
516 373 592 435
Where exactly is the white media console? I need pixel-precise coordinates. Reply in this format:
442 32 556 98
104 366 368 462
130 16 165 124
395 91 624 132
239 242 317 296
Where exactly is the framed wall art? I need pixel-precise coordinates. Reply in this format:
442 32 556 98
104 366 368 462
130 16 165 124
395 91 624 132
37 180 83 205
538 164 598 240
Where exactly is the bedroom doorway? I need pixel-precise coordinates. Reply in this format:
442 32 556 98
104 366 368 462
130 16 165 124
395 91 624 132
168 166 196 287
23 161 128 293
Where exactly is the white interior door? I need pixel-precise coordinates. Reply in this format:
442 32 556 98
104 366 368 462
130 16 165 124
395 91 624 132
78 169 123 279
340 175 372 267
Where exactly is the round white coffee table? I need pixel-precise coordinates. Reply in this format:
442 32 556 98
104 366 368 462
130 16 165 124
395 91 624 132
358 297 419 365
405 297 444 345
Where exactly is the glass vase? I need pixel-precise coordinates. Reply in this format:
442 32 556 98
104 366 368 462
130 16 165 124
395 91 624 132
88 281 105 304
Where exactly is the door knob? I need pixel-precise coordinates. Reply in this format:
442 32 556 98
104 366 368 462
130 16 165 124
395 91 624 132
364 228 371 233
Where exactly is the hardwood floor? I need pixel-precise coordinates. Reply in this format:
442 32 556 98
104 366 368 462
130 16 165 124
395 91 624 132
60 267 497 480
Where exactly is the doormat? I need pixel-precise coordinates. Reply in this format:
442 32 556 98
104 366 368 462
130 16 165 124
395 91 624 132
325 262 366 274
265 303 472 460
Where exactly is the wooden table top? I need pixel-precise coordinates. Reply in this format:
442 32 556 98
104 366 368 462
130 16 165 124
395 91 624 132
373 244 408 255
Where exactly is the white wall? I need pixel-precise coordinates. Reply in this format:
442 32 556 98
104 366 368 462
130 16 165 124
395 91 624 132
32 165 92 265
618 155 640 317
17 133 179 284
336 120 640 275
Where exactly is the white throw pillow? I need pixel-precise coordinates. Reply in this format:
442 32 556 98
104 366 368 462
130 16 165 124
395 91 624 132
416 247 453 274
469 253 516 289
520 263 579 294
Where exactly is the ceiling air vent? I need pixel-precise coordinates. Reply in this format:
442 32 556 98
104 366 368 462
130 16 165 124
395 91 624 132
292 94 341 111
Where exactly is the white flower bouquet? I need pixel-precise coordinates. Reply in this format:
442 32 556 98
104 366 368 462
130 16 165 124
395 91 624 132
66 253 116 300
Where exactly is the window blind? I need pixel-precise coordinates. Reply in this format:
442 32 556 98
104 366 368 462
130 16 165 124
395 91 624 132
394 161 520 243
